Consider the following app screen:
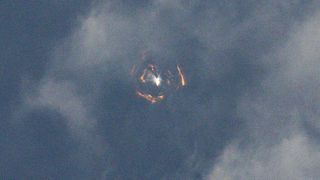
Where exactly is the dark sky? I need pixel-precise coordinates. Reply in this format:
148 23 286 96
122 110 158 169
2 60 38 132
1 1 320 179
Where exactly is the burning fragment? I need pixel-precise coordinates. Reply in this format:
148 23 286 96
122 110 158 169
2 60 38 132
136 91 164 104
131 52 187 104
177 65 187 87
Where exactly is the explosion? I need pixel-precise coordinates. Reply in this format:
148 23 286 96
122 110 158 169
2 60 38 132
131 52 187 104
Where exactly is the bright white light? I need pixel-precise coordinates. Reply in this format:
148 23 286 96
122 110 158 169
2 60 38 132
153 75 161 87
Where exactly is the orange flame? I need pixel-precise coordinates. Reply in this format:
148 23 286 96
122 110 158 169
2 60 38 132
177 65 187 87
136 91 165 104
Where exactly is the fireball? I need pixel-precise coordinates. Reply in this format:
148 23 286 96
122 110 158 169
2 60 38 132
131 52 187 104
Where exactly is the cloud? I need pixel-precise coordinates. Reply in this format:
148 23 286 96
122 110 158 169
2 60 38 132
16 0 320 179
208 9 320 180
26 80 95 137
208 132 320 180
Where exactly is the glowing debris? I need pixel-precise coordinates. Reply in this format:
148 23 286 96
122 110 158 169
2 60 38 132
177 65 187 87
131 52 187 104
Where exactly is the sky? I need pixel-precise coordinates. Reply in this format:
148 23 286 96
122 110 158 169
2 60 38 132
1 0 320 179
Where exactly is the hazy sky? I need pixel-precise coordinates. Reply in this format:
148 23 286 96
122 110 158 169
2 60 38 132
1 1 320 179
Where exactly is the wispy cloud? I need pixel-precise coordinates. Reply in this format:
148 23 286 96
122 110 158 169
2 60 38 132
208 10 320 180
